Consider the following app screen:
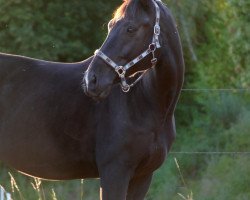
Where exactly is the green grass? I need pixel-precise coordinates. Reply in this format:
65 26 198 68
0 169 100 200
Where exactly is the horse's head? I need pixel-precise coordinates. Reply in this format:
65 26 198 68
83 0 162 100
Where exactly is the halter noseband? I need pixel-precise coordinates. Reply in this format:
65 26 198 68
94 0 161 92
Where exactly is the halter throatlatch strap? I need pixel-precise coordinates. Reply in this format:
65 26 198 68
94 0 161 93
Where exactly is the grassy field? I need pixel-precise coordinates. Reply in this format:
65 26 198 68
1 157 190 200
1 154 249 200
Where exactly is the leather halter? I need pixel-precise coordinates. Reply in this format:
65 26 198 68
94 0 161 92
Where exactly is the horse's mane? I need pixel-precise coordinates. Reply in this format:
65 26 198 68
112 0 132 22
112 0 164 23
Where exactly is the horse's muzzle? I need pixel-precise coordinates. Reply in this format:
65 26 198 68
82 72 112 101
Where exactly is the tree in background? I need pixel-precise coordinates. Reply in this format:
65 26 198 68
0 0 120 61
168 0 250 130
168 0 250 89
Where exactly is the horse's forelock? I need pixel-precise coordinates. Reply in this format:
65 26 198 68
112 0 131 22
112 0 154 24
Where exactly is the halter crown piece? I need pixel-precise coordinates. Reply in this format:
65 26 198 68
94 0 161 92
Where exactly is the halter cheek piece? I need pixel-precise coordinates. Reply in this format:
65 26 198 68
94 0 161 92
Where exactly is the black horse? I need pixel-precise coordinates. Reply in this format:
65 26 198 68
0 0 184 199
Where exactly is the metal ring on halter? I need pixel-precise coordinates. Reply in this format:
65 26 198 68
115 66 126 78
121 84 130 93
149 43 157 52
120 77 130 92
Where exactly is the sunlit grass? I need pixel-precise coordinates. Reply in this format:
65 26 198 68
174 158 194 200
51 189 57 200
177 192 193 200
0 168 100 200
31 178 45 200
9 172 24 200
80 179 84 200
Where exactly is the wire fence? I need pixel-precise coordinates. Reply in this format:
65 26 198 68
175 88 250 157
181 88 250 92
169 151 250 155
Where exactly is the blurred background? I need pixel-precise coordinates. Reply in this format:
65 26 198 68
0 0 249 199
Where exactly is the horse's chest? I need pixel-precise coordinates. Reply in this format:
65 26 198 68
147 143 166 170
134 132 167 176
97 114 168 175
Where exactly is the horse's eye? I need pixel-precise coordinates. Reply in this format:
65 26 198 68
127 26 135 33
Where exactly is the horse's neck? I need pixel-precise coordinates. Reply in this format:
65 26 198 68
142 56 182 117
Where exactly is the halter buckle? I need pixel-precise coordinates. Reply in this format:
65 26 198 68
115 66 126 78
154 24 160 35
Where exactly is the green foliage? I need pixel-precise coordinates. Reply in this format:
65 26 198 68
227 0 250 88
168 0 250 89
168 0 250 162
0 0 119 61
223 110 250 151
204 92 245 129
195 156 250 200
148 108 250 200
